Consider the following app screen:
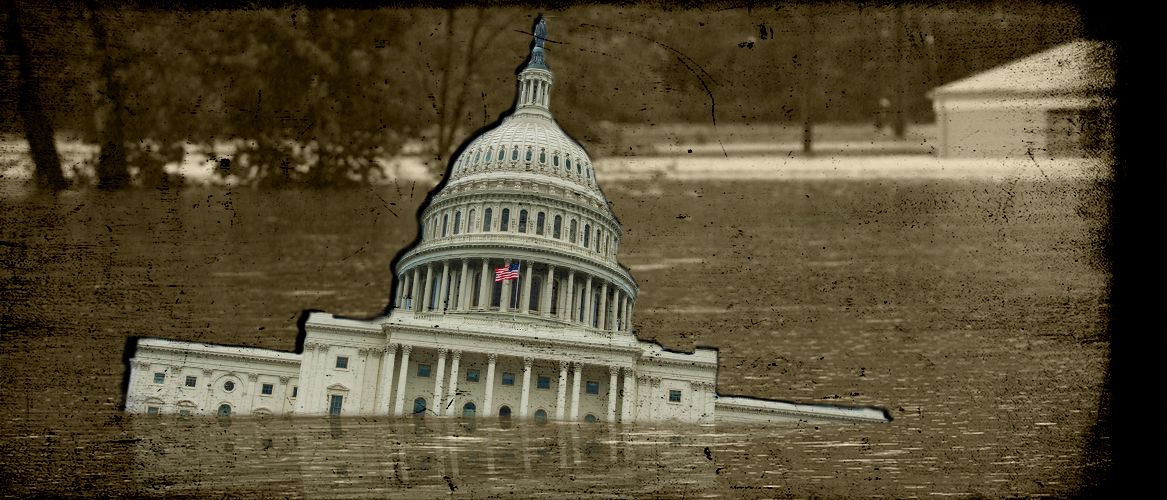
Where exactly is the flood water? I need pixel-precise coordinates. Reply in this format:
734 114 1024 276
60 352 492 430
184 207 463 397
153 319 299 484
0 172 1110 497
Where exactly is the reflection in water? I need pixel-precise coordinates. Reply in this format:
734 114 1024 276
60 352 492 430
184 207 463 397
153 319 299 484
128 416 721 497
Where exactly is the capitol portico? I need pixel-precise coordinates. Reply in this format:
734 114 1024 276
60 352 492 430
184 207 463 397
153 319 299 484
125 18 889 426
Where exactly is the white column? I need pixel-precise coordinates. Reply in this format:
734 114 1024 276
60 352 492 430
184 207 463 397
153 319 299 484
411 268 421 311
395 276 405 308
312 345 331 415
458 259 470 310
422 265 434 311
499 260 511 313
570 362 583 420
483 353 497 416
555 360 568 420
244 373 258 415
445 350 461 416
356 348 371 414
560 277 570 320
583 277 594 327
565 271 576 321
520 261 533 314
519 356 532 418
376 344 397 415
438 261 449 311
296 344 317 414
598 282 608 330
432 348 447 416
622 368 635 423
621 294 630 331
478 259 490 309
607 366 618 422
393 345 412 416
542 265 555 316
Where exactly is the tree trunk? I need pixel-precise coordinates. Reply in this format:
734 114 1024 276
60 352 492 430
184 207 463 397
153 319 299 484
5 4 67 191
86 1 130 190
893 4 907 139
799 7 814 156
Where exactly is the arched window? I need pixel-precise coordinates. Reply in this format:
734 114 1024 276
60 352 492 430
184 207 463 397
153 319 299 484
566 158 572 171
553 215 562 239
595 229 601 251
498 406 512 419
413 398 426 416
500 208 510 231
539 148 546 164
525 147 533 162
518 209 528 233
483 208 492 232
217 404 231 417
512 147 519 161
569 219 577 243
499 146 507 162
474 150 481 163
553 154 559 166
468 209 475 232
462 402 476 418
584 414 597 423
453 211 462 235
536 212 545 235
583 224 591 247
534 409 548 425
576 164 581 175
484 148 492 162
442 214 449 237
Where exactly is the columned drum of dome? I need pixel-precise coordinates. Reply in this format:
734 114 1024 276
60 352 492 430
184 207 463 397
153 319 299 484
123 16 890 426
395 18 635 334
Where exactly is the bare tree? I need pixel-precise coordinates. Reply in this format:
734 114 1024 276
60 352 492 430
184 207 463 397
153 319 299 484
4 2 66 191
431 8 509 171
85 0 130 190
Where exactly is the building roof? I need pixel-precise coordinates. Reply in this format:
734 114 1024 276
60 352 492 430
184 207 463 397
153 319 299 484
930 39 1114 98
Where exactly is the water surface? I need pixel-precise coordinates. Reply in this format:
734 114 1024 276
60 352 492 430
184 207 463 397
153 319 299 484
0 174 1110 497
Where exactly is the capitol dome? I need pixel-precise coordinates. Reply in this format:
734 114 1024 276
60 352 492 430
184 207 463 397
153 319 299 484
393 18 637 335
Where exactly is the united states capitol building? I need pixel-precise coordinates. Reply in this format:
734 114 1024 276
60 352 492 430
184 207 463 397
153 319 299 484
125 19 888 426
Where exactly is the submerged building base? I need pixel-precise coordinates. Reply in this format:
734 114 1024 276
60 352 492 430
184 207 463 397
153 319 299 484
127 310 889 425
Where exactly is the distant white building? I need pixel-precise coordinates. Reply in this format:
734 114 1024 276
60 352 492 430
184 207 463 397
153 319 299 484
928 39 1114 158
126 19 889 426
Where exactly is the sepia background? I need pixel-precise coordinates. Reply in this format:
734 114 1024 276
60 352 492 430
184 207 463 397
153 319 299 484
0 2 1133 497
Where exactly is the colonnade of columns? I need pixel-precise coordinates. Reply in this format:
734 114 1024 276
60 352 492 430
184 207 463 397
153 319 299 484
368 343 635 423
394 258 634 333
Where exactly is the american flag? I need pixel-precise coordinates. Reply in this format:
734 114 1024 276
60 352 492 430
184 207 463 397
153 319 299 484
494 262 520 282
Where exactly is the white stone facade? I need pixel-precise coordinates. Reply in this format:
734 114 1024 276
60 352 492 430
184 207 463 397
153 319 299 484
125 19 888 425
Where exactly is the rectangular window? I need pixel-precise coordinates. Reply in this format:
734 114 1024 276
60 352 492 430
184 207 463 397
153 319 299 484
669 390 682 403
178 409 192 418
147 406 160 415
153 373 165 384
537 376 550 389
417 364 431 377
261 383 274 395
292 386 298 398
501 372 515 386
335 356 349 369
185 376 197 387
466 369 480 383
586 381 599 395
329 395 344 416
